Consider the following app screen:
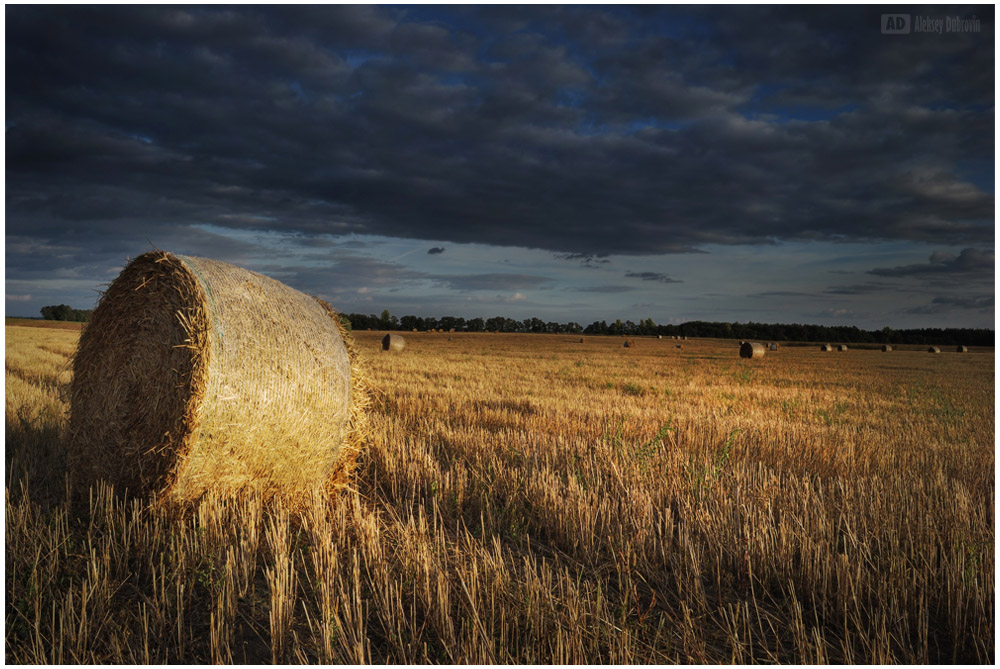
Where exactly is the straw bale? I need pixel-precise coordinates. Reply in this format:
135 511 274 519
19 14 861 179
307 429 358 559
382 333 405 352
882 344 893 352
837 344 848 351
657 335 662 339
956 345 968 353
579 337 585 343
67 251 369 505
928 346 941 354
739 342 765 359
623 339 635 348
820 344 832 351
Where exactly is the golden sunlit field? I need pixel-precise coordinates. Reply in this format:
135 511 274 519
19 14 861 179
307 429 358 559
5 323 994 663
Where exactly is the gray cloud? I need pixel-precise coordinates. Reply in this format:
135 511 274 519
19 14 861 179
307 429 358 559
431 273 552 292
868 248 994 278
624 271 682 284
574 285 635 293
907 294 994 315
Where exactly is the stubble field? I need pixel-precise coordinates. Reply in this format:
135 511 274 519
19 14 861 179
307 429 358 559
5 323 994 663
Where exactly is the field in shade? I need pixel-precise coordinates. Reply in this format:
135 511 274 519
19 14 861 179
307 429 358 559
5 324 993 663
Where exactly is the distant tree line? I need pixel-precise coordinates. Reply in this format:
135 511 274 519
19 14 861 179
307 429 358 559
343 310 994 347
40 304 92 322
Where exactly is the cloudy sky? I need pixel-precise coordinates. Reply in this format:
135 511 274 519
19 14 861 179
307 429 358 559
5 4 994 329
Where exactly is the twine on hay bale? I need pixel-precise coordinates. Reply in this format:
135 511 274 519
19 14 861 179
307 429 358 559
382 333 405 352
67 251 370 505
820 344 832 351
956 345 968 353
739 342 765 359
882 344 893 352
928 346 941 354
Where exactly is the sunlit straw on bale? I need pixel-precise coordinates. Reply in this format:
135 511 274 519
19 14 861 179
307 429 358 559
838 344 848 351
67 251 369 506
820 344 832 351
928 346 941 354
739 342 765 358
882 345 893 352
956 345 968 352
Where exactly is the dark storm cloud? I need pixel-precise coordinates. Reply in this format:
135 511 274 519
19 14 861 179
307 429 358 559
624 271 682 284
427 247 445 255
867 248 994 277
5 4 994 271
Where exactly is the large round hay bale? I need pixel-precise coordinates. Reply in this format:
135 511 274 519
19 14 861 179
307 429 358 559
67 251 368 504
882 344 893 352
837 344 848 351
928 346 941 354
623 339 635 348
579 337 585 344
382 333 405 352
739 341 765 358
657 335 662 340
820 344 832 351
956 345 968 353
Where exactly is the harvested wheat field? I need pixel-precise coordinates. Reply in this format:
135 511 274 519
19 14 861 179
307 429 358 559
5 327 994 663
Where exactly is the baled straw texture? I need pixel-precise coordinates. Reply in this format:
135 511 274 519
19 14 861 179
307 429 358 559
67 251 368 505
739 341 765 358
382 333 405 352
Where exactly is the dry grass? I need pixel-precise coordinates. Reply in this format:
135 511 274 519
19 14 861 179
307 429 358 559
6 327 994 663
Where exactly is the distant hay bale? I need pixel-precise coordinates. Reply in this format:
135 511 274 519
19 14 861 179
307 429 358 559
928 346 941 354
676 344 683 349
449 328 455 333
382 333 405 352
882 344 893 352
412 328 417 333
820 344 832 351
623 339 635 348
682 336 688 340
740 342 765 358
67 251 368 505
768 342 778 351
657 334 662 339
956 345 968 353
579 337 585 344
837 344 848 351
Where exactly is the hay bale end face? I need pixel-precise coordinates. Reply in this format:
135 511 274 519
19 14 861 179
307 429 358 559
882 344 893 352
956 345 968 353
820 344 832 351
739 341 765 358
657 335 662 339
837 344 848 351
68 251 366 504
382 333 405 352
928 346 941 354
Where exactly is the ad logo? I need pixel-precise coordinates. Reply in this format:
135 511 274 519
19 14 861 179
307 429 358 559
881 14 911 34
